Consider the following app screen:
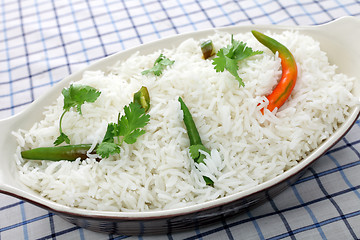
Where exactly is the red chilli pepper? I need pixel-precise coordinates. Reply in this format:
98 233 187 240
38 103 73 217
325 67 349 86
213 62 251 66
251 30 298 113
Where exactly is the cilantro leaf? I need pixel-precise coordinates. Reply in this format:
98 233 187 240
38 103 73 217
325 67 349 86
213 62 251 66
212 49 227 72
123 129 146 144
212 35 263 87
102 123 116 143
96 142 120 158
189 144 211 164
142 54 175 76
96 102 150 158
54 84 101 146
189 145 214 185
62 84 101 114
117 102 150 144
54 132 70 146
118 102 150 134
232 39 263 61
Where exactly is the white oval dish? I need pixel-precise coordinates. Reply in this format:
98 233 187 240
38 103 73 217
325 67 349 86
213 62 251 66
0 16 359 235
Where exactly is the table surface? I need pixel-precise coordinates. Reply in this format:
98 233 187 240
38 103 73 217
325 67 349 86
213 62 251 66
1 0 360 239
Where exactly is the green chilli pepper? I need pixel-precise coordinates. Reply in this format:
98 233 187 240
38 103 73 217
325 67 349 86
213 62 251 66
200 40 215 59
133 86 150 113
21 144 94 161
178 97 214 186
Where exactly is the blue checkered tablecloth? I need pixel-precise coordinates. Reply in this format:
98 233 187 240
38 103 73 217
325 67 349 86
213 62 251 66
1 0 360 239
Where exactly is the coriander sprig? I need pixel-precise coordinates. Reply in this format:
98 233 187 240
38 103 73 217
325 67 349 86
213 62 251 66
54 84 101 146
212 35 263 87
141 53 175 76
96 101 150 158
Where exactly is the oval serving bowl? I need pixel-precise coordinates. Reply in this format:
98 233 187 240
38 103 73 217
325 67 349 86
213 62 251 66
0 16 360 235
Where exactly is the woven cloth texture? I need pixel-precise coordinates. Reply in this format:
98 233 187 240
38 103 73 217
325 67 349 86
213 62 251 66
1 0 360 239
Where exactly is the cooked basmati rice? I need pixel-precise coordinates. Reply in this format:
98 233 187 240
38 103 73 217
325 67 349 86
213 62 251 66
14 31 358 211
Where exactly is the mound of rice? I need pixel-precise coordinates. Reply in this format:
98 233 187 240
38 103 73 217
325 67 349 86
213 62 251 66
13 31 358 212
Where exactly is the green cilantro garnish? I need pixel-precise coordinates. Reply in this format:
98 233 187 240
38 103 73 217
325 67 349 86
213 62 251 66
54 84 101 146
54 132 70 146
96 102 150 158
189 144 213 186
212 35 263 87
96 141 120 158
141 53 175 76
189 144 211 164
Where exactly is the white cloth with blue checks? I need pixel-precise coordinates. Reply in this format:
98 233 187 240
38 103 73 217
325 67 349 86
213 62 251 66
1 0 360 239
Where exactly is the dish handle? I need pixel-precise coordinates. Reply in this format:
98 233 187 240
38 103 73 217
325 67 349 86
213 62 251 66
316 16 360 98
0 116 23 191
